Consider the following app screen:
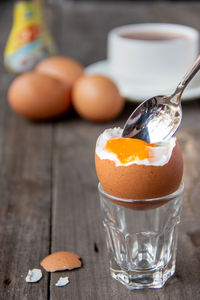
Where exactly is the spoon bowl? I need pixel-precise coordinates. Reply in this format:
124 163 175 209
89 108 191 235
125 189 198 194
122 94 182 143
122 55 200 143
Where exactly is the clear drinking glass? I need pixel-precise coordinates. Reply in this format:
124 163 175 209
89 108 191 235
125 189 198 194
98 182 184 289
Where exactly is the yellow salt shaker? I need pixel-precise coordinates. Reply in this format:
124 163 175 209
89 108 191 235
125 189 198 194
4 0 56 74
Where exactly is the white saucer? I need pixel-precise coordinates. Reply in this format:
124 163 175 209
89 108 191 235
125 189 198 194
85 60 200 102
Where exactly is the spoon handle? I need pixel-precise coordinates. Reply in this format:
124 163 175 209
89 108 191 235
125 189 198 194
174 55 200 102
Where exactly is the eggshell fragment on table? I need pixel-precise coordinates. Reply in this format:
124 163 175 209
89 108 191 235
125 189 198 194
35 56 84 87
40 251 82 272
8 72 71 120
55 276 70 287
25 269 42 283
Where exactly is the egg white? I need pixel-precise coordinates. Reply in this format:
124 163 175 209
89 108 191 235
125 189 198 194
95 127 176 167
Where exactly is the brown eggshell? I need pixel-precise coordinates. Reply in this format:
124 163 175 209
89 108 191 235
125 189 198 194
40 251 82 272
8 72 71 120
95 141 183 207
35 56 84 87
72 74 125 122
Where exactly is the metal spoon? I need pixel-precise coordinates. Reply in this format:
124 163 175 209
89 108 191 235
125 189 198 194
122 55 200 143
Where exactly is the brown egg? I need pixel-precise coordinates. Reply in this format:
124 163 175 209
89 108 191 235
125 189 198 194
40 251 82 272
72 74 125 122
8 72 71 120
35 56 84 87
95 141 183 206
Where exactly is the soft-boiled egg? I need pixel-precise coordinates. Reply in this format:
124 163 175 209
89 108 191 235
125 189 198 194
95 128 183 202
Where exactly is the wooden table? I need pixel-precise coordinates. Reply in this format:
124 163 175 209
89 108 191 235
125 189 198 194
1 1 200 299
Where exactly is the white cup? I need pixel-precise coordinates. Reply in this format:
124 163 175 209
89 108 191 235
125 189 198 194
108 23 199 91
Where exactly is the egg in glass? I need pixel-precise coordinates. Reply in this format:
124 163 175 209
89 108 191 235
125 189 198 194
95 128 183 209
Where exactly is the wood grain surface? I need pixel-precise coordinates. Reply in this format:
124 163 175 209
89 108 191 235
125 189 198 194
0 1 200 300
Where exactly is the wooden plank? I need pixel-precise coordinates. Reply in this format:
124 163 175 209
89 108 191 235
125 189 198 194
0 4 52 300
0 83 53 300
0 80 53 300
50 2 200 300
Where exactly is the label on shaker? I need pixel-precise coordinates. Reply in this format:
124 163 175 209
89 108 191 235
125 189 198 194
4 1 56 73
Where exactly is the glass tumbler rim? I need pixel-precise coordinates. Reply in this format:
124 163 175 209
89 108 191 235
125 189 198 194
98 181 184 204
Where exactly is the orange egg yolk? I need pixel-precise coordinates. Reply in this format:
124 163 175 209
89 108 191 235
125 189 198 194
105 138 157 164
